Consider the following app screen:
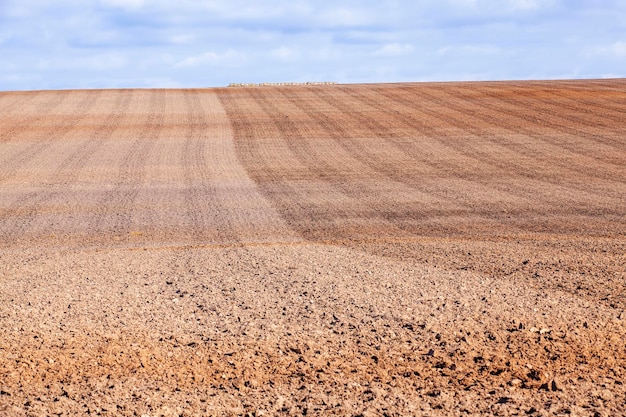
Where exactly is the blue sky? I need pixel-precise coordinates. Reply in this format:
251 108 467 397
1 0 625 90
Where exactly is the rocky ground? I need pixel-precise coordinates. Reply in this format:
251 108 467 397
0 80 625 415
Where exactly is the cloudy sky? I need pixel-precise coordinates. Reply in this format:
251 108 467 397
1 0 625 90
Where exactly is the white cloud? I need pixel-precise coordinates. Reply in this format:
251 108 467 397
447 0 478 8
605 41 626 57
37 52 127 71
508 0 541 11
271 46 299 61
310 47 339 61
443 0 553 15
168 34 195 45
99 0 145 10
316 7 374 27
374 43 414 57
175 50 246 68
0 31 11 45
438 44 501 56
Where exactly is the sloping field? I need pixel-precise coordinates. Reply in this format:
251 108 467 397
0 80 625 415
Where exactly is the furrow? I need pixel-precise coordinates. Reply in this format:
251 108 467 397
225 88 360 241
0 91 107 245
313 85 516 211
437 83 626 170
0 91 82 184
90 90 161 242
0 90 70 143
450 83 625 152
395 84 625 201
181 90 227 243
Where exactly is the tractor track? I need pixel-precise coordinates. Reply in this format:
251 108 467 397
0 91 81 184
181 89 239 244
370 85 594 217
389 84 625 205
310 85 522 211
0 91 109 245
451 82 626 164
234 88 355 241
89 90 162 242
398 83 621 184
443 82 625 151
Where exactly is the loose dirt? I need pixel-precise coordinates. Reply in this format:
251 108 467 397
0 80 625 416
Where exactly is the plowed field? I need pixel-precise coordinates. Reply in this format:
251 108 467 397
1 80 625 416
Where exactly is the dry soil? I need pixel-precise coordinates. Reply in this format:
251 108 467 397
0 80 625 416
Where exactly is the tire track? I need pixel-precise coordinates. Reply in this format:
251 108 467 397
446 83 626 171
308 84 624 233
433 83 626 185
182 89 248 245
244 90 391 238
42 89 113 184
446 82 625 152
333 84 487 176
0 90 134 247
91 90 163 242
0 91 99 183
230 87 528 241
255 87 425 240
220 82 625 241
0 90 69 143
403 87 623 216
386 85 625 203
0 91 75 184
535 78 626 96
529 83 626 125
0 91 37 116
220 88 391 242
304 86 601 236
183 89 301 245
499 84 626 149
293 87 502 221
0 91 99 244
2 90 106 184
369 86 570 198
480 81 626 138
310 85 525 211
404 83 619 172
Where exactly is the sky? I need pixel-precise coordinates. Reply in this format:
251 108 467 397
0 0 625 91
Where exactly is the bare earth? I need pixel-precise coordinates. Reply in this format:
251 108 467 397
0 80 625 416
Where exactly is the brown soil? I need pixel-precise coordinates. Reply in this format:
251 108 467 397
0 80 625 416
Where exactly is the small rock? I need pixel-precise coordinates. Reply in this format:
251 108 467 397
600 389 614 401
509 378 522 387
